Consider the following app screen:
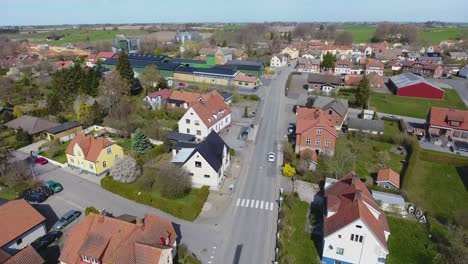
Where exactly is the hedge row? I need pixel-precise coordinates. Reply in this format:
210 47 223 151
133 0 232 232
419 148 468 166
101 176 209 221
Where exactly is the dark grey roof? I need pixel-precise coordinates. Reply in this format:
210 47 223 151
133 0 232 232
187 131 229 172
172 58 207 65
418 56 442 62
4 115 59 135
194 67 237 76
220 91 233 101
308 96 348 117
212 64 238 70
172 141 199 150
307 74 342 85
47 121 81 134
348 118 384 132
449 52 468 58
389 72 442 91
226 60 264 67
103 58 181 71
127 53 168 62
167 131 196 142
175 66 196 73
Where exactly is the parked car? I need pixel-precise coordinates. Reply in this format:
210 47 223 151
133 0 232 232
53 210 81 230
37 185 54 197
267 152 276 162
44 180 63 193
31 231 63 251
288 123 296 134
35 157 48 165
24 192 47 203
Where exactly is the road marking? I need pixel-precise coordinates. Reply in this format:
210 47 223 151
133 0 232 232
255 200 259 208
260 201 264 209
250 200 255 208
240 199 245 207
236 198 240 206
270 202 274 211
245 199 250 207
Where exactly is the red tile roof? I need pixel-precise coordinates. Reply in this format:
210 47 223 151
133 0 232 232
429 107 468 131
53 60 74 69
324 172 390 251
191 91 232 128
365 59 385 70
335 59 352 68
3 246 44 264
377 168 400 188
59 213 176 264
0 200 46 247
295 107 337 137
147 88 172 99
235 74 257 83
65 133 114 162
169 90 203 105
299 149 318 163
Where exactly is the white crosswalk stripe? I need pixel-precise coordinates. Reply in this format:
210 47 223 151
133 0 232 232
235 198 275 212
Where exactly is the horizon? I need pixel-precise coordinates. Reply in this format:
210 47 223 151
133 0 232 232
3 0 468 26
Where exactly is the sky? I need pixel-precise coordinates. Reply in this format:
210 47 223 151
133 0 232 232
2 0 468 26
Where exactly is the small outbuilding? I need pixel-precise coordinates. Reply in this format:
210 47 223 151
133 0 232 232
388 72 445 99
376 168 400 189
347 118 384 134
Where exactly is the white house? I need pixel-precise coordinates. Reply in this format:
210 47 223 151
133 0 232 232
143 88 172 110
334 60 352 75
322 173 390 264
172 131 230 190
0 200 47 255
281 46 299 59
178 91 231 141
270 54 288 68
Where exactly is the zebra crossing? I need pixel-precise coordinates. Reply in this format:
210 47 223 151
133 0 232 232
236 198 276 211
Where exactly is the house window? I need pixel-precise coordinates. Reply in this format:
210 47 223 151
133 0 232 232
186 119 190 124
359 236 364 243
195 161 202 168
70 158 74 163
186 128 190 134
356 225 362 228
336 247 344 255
196 130 201 136
82 255 90 263
16 238 22 245
351 234 354 241
102 161 107 168
306 138 311 145
453 131 461 137
89 164 94 170
325 140 330 147
195 121 200 126
204 174 210 178
329 110 333 115
334 261 342 264
338 235 342 239
317 129 322 135
189 173 194 176
107 148 112 154
316 139 321 146
91 258 99 264
451 121 460 126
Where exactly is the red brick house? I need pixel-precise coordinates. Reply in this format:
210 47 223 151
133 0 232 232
401 61 444 78
295 107 338 156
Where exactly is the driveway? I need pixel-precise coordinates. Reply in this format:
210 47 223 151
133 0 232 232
428 78 468 106
17 140 47 154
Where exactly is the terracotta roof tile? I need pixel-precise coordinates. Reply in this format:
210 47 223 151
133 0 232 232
190 91 232 128
324 172 390 252
147 89 172 99
235 74 257 83
168 90 203 105
65 134 114 162
3 246 44 264
295 107 337 137
429 107 468 131
0 200 46 247
377 168 400 188
60 213 176 264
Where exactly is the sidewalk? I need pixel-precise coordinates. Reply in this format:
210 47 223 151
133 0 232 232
61 166 105 185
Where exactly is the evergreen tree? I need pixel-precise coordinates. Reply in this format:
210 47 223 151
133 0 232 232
321 52 336 70
356 76 370 109
116 51 134 84
132 128 152 155
287 30 292 43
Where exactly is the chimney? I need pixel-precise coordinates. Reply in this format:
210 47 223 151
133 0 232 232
136 218 144 228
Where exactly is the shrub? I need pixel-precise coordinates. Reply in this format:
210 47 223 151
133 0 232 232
85 206 100 215
282 163 296 177
110 155 141 183
230 148 235 156
15 128 32 144
132 128 152 155
12 106 23 118
155 162 192 199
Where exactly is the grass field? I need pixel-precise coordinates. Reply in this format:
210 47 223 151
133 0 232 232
384 120 401 135
279 196 320 264
386 216 439 264
403 159 468 224
338 25 468 44
9 28 144 45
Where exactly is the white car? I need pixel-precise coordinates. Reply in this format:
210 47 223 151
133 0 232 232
267 152 276 162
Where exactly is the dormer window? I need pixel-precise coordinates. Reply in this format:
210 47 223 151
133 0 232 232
451 121 460 127
82 255 90 263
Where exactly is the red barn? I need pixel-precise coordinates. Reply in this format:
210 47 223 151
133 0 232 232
389 72 445 99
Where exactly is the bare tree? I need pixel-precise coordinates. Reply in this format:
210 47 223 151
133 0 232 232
0 77 15 104
155 162 192 198
335 31 354 45
139 37 159 54
93 40 112 52
33 59 54 76
98 71 131 110
326 141 353 179
110 155 141 183
140 65 160 92
103 99 138 133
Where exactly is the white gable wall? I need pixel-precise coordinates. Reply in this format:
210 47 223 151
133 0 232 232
322 219 388 264
2 223 46 255
178 108 231 141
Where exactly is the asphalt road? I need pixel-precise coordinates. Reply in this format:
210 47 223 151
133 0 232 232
215 64 293 264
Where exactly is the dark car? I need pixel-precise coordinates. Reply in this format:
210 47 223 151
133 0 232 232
31 231 63 251
53 210 81 230
44 180 63 193
24 192 47 203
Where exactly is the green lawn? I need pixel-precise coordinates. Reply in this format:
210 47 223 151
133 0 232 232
403 159 468 224
342 138 404 178
386 216 439 264
40 141 69 164
279 196 320 264
338 25 376 43
9 29 144 45
384 120 401 136
100 176 209 221
0 187 19 200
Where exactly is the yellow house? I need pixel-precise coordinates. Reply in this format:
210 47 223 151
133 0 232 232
46 121 83 141
281 47 300 59
234 74 261 89
65 133 123 176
